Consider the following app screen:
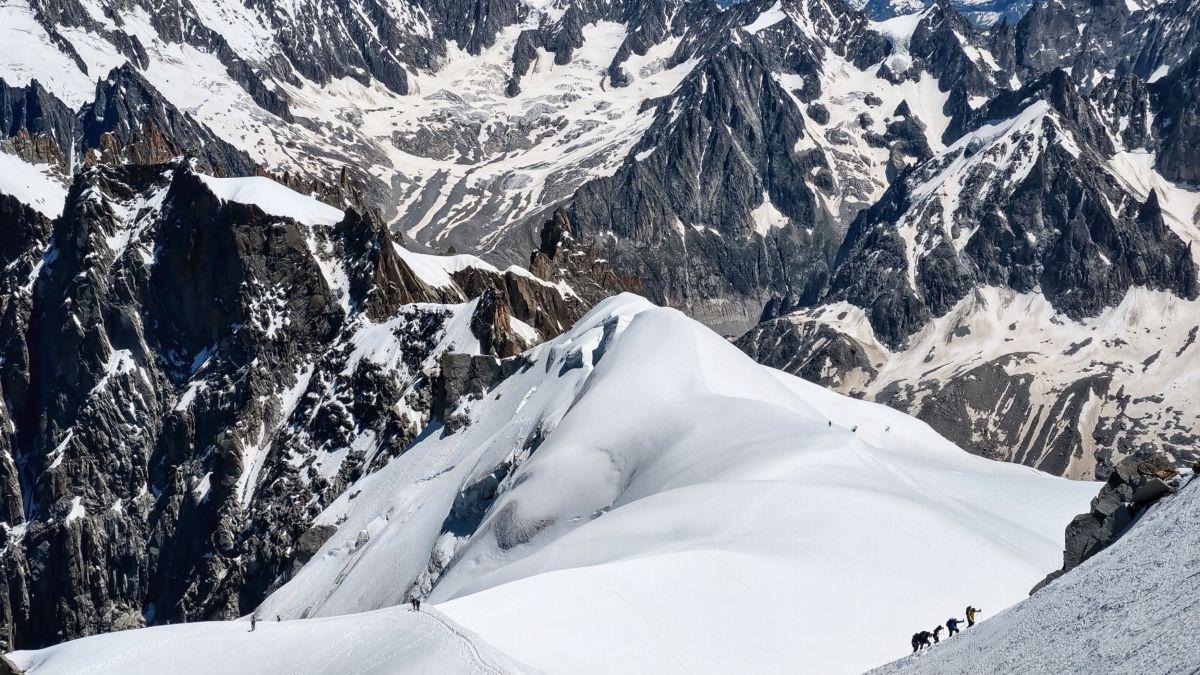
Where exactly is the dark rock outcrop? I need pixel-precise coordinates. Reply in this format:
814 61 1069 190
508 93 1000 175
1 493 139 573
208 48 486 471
78 66 256 176
1032 453 1181 593
824 70 1198 349
0 79 74 170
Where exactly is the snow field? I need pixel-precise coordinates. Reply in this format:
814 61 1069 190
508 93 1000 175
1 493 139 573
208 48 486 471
253 294 1095 674
11 605 534 674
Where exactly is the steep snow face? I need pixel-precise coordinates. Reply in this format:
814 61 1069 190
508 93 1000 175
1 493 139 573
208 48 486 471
10 606 534 674
0 0 100 107
254 294 1094 674
871 475 1200 674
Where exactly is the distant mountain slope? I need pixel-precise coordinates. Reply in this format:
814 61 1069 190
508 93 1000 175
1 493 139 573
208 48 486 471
870 474 1200 674
737 0 1200 478
856 0 1031 27
0 0 1198 658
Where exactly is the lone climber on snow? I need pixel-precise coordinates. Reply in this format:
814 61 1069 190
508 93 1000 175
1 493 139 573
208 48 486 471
411 598 421 612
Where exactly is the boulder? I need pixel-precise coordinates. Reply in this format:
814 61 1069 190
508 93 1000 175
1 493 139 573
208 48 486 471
1033 452 1180 594
1131 478 1172 505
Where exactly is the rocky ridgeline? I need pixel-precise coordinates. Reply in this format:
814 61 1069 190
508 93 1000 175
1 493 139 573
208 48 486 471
2 68 253 178
1032 453 1191 593
0 158 634 649
735 0 1200 478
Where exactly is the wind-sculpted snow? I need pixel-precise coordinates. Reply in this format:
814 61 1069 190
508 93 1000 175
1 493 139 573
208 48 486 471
196 175 345 227
11 605 535 674
248 294 1094 674
871 475 1200 674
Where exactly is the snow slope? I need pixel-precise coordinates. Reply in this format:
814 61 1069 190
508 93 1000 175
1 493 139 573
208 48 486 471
249 294 1094 674
871 474 1200 674
6 294 1096 673
0 151 68 218
196 174 344 227
10 605 534 674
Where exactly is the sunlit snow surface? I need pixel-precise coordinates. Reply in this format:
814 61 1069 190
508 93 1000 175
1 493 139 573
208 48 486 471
254 295 1092 674
0 151 67 218
11 606 535 674
11 295 1095 674
196 175 345 227
873 476 1200 674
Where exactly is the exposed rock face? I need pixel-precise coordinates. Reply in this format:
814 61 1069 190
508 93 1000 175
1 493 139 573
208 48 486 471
432 352 531 432
1 69 255 181
735 317 876 389
0 160 629 649
78 66 256 175
825 70 1196 349
1032 453 1181 593
1151 46 1200 184
567 0 876 333
736 0 1200 478
528 208 645 307
0 79 74 170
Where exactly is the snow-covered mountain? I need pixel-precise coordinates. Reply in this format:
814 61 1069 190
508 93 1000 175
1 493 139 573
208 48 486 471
738 61 1200 479
10 294 1096 673
0 158 636 648
735 0 1200 478
7 0 1185 329
1 0 1199 663
855 0 1031 27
